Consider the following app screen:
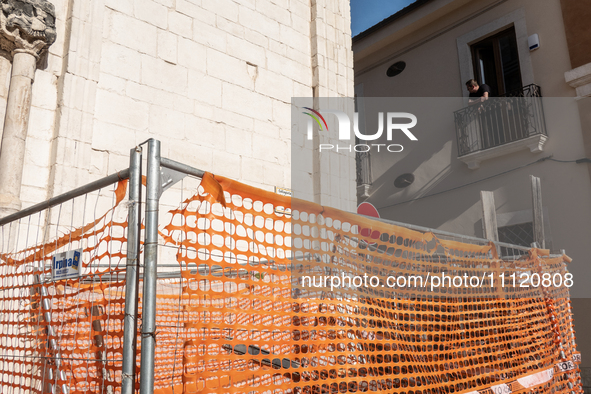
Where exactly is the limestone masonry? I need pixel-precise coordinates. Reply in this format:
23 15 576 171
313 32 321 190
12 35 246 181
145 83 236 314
0 0 357 217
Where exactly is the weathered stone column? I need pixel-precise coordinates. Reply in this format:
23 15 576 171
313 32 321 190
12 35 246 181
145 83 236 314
0 0 56 217
0 51 37 215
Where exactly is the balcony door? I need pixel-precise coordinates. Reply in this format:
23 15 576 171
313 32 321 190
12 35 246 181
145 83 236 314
471 27 522 96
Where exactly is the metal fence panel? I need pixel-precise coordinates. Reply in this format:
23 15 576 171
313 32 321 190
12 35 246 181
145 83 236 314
0 179 131 394
0 141 582 394
141 157 581 394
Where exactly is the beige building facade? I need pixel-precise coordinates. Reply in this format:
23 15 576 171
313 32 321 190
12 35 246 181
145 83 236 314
353 0 591 373
0 0 358 218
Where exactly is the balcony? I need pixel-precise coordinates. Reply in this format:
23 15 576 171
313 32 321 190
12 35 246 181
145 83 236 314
454 84 547 169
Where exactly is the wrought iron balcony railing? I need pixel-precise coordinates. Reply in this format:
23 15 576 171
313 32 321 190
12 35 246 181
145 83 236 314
454 84 547 157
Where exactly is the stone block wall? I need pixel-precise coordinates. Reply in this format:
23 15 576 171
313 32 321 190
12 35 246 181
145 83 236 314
3 0 356 212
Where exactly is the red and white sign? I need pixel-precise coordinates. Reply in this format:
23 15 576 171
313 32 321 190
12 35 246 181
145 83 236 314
357 202 380 218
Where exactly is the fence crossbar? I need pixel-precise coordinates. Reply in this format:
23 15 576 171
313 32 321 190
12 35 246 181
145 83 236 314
161 157 205 178
370 215 535 253
0 168 130 226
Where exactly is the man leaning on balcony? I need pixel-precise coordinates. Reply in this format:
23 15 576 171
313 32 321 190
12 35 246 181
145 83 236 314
466 79 491 104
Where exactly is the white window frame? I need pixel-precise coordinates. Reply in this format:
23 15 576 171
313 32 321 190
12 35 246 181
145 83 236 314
456 8 534 98
455 9 546 169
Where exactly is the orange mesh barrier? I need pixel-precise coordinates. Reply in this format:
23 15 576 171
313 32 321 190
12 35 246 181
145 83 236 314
0 181 129 393
158 174 582 394
0 174 583 394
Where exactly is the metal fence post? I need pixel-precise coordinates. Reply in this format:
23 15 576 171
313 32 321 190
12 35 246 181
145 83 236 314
140 139 161 394
122 146 142 394
36 275 68 394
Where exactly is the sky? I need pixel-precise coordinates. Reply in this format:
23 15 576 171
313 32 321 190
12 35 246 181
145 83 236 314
350 0 416 36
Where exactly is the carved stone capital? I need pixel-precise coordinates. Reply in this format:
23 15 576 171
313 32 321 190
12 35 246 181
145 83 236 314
0 0 56 64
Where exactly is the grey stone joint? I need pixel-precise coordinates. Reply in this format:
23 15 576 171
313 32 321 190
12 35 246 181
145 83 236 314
0 0 56 58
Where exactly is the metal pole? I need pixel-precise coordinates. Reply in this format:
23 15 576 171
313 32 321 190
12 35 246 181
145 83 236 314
139 139 161 394
369 215 533 252
0 168 130 226
160 157 205 178
36 273 68 394
121 146 142 394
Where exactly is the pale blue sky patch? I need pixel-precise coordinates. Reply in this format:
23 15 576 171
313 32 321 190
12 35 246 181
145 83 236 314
350 0 416 37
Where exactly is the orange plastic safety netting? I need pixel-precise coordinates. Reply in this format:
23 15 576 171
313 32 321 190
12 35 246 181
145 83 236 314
0 181 129 393
156 173 583 394
0 173 583 394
